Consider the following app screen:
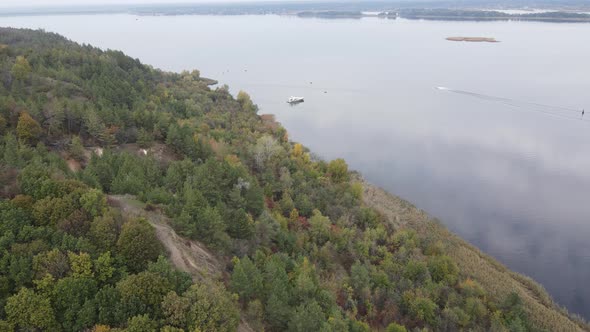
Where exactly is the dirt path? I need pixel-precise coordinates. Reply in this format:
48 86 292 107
108 194 254 332
109 194 223 280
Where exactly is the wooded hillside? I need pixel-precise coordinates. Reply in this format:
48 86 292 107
0 28 586 332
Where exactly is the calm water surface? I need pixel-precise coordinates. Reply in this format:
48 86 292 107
1 14 589 318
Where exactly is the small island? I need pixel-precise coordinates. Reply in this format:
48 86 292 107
446 36 500 42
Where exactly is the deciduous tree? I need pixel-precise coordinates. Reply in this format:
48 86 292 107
117 271 170 318
16 112 42 145
11 55 32 81
237 91 255 112
69 251 94 278
117 218 162 272
80 188 107 218
184 283 240 332
89 213 119 251
327 158 349 183
52 276 98 331
5 287 57 331
126 314 158 332
32 249 69 279
161 291 190 329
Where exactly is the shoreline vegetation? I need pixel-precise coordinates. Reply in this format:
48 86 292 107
446 37 500 42
294 9 590 22
396 8 590 22
199 77 218 86
361 180 587 331
0 27 588 331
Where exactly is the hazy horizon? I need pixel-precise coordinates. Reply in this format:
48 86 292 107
0 0 319 9
0 0 497 10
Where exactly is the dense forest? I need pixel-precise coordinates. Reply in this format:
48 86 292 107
0 28 586 332
397 8 590 22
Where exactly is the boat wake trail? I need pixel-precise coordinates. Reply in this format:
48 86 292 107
436 87 586 121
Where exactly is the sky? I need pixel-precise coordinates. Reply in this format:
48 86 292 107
0 0 291 9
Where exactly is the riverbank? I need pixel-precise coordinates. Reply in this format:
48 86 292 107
199 77 218 86
361 180 588 331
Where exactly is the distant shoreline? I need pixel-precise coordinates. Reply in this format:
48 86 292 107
402 14 590 22
1 5 590 23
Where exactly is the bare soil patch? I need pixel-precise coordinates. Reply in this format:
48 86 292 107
108 194 254 332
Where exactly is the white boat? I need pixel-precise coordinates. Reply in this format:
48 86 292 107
287 96 304 104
